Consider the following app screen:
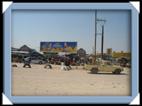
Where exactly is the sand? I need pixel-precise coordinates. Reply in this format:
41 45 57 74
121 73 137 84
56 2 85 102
12 63 131 96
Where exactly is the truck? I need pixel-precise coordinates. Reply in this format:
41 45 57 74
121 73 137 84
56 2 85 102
84 58 124 74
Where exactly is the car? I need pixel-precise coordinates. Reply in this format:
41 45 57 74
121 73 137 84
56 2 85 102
30 58 46 64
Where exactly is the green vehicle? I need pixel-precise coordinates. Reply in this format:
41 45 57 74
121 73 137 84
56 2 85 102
84 59 123 74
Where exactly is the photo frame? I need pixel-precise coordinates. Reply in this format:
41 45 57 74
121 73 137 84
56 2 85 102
3 2 139 104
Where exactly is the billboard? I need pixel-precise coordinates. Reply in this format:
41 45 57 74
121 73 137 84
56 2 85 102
40 42 77 53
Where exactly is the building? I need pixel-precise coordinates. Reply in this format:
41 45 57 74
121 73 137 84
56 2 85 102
106 48 112 55
112 51 131 59
77 48 86 58
12 45 44 62
19 45 34 52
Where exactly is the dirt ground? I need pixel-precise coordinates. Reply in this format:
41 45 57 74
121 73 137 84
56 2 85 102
12 63 131 96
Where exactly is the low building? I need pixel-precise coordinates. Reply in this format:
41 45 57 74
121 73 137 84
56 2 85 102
112 51 131 59
12 45 45 62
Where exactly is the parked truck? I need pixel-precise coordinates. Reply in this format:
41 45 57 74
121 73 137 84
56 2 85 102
84 58 124 74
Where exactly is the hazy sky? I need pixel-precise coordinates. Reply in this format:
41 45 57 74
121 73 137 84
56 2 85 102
11 10 131 54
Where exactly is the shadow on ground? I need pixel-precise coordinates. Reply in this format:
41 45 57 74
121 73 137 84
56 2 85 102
87 72 128 75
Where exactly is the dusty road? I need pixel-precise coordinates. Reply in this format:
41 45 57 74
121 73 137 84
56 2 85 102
12 63 131 96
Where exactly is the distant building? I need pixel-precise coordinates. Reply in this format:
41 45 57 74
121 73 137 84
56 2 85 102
12 45 44 62
77 48 86 58
11 47 19 51
11 46 29 62
106 48 112 55
112 51 131 59
96 49 130 61
11 45 33 58
19 45 33 52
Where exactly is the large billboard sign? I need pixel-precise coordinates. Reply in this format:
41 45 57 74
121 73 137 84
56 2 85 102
40 42 77 53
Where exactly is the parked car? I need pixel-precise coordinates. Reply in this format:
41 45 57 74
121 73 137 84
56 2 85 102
30 57 46 64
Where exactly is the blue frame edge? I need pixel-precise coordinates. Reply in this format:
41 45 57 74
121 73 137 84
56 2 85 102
3 3 139 104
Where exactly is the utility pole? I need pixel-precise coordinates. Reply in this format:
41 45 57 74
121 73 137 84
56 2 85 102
94 10 106 62
101 25 104 59
94 10 97 63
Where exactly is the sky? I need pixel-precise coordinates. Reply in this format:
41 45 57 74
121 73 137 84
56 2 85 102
11 10 131 54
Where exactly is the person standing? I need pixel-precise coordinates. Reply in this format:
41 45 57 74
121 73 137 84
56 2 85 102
65 57 72 70
60 56 67 71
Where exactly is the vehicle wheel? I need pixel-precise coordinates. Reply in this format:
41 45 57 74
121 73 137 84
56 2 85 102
90 67 99 74
112 68 121 74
